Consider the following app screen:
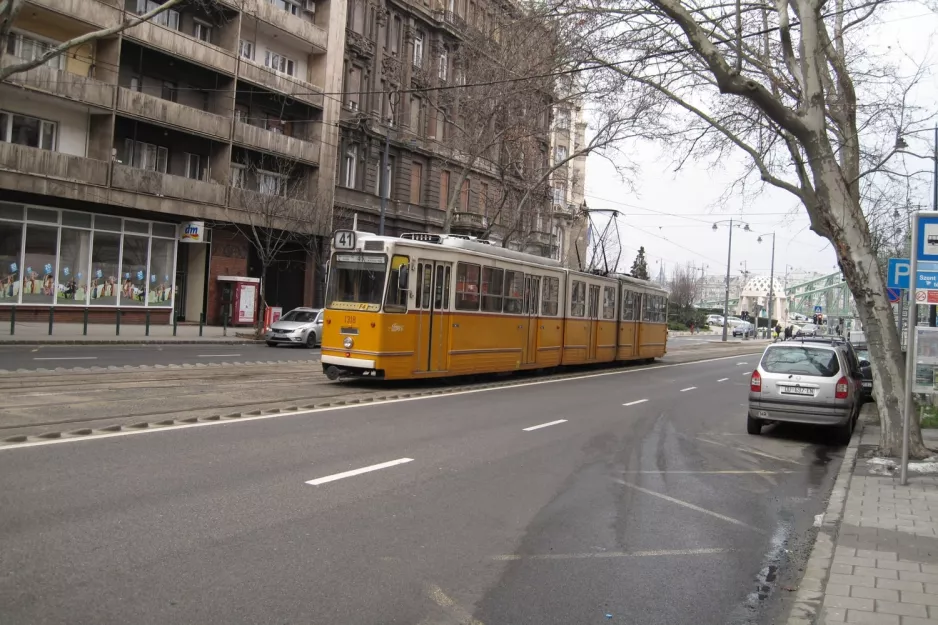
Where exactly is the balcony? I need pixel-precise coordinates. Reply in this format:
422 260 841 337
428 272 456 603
111 163 227 205
117 88 231 141
551 202 577 219
229 187 318 217
2 60 114 109
237 60 323 108
248 0 328 51
233 122 319 164
451 211 487 231
0 142 108 186
346 29 376 58
27 0 121 28
527 230 553 247
124 20 237 75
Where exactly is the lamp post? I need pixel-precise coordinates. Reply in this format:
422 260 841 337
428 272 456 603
757 232 777 336
713 219 751 341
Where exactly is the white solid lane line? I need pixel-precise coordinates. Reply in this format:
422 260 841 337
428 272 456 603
306 457 414 486
623 399 649 406
680 387 696 392
197 354 241 358
33 356 97 361
717 378 729 382
736 361 748 365
522 419 567 432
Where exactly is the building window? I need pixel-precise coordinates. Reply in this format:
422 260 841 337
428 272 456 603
439 170 450 209
346 66 361 110
184 153 201 180
350 0 364 33
413 31 424 68
556 109 570 130
343 145 358 188
5 31 65 70
460 178 469 211
439 46 448 81
410 162 422 204
0 111 56 150
124 139 168 173
136 0 179 29
239 40 255 60
555 145 567 164
390 16 401 54
375 156 393 198
409 96 422 132
479 182 488 216
264 51 296 77
271 0 300 15
230 164 245 188
258 171 287 196
161 80 177 102
553 183 565 205
193 20 212 42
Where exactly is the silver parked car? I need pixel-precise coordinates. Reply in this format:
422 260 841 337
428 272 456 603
265 307 323 348
747 341 861 444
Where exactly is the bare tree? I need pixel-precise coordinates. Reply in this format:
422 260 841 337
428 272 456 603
226 156 331 335
669 263 699 311
0 0 186 81
544 0 935 456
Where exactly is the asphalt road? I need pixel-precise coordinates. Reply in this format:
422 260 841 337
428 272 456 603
0 343 319 370
0 354 842 625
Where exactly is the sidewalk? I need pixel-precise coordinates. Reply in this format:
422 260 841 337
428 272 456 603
0 322 261 344
788 410 938 625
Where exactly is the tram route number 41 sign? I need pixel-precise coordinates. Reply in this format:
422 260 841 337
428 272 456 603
333 230 357 250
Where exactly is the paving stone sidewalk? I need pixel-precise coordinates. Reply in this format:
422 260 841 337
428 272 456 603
788 413 938 625
0 321 259 343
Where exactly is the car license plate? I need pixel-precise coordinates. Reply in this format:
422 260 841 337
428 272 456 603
781 386 814 396
758 410 769 418
862 381 872 388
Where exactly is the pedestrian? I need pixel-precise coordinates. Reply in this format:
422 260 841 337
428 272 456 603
785 325 792 340
775 323 782 342
689 321 695 334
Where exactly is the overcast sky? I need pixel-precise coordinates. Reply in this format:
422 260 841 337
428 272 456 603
584 2 938 286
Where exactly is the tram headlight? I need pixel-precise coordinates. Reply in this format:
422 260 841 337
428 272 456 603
343 337 354 349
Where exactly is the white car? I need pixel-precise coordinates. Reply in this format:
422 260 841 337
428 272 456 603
706 314 725 326
265 307 323 348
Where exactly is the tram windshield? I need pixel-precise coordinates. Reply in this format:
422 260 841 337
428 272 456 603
326 253 387 311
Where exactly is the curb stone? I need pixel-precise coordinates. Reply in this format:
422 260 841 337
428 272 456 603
785 409 867 624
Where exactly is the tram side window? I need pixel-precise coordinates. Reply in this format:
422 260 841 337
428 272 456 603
602 286 616 320
541 276 559 316
455 262 481 311
570 280 586 317
481 266 504 312
621 290 636 321
503 270 524 314
643 294 665 323
384 254 409 313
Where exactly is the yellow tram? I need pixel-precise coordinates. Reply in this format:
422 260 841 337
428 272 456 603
320 230 668 381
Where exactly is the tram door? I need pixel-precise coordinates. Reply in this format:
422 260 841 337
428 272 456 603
587 284 600 360
523 275 540 365
415 260 452 372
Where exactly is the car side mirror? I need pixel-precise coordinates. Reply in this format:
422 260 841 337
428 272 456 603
859 359 870 368
398 264 409 289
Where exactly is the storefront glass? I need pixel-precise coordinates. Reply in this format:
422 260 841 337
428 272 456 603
0 202 180 308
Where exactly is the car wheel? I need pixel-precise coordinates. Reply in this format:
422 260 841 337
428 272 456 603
747 415 762 435
833 414 854 445
266 341 277 347
306 333 317 349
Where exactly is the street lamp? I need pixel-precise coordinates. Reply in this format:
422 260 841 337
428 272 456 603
713 219 751 341
757 232 777 336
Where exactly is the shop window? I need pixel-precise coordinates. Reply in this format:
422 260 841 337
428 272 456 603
148 238 174 307
120 235 148 306
21 224 57 304
57 228 91 305
90 231 120 305
0 221 22 304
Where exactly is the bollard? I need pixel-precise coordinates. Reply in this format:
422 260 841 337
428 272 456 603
145 309 151 336
83 307 88 335
173 311 178 337
116 309 121 336
198 312 203 337
223 309 228 337
9 305 15 336
48 307 54 336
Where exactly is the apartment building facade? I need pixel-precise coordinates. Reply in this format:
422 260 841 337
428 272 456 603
549 99 587 267
332 0 555 257
0 0 345 324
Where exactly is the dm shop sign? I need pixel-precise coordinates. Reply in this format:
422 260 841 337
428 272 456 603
180 221 205 243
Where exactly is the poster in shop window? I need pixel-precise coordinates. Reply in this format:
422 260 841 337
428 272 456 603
237 284 256 324
913 327 938 394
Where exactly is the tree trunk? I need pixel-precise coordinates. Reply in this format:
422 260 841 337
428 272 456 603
808 149 929 457
255 274 267 339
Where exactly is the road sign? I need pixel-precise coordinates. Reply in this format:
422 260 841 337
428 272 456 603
814 305 822 313
887 258 938 290
917 290 928 302
888 288 901 303
917 216 938 261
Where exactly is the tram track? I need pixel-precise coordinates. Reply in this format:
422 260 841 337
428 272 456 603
0 342 765 445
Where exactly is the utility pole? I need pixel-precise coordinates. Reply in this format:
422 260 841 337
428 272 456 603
723 221 733 342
